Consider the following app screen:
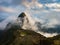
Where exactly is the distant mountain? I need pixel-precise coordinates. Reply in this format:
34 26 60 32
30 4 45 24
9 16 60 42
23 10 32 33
0 17 5 22
42 25 60 33
0 14 8 22
0 19 4 22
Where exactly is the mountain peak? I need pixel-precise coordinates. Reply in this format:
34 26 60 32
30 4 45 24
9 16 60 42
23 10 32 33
18 12 26 18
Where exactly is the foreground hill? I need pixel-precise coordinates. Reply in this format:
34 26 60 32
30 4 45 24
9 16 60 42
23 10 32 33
0 27 60 45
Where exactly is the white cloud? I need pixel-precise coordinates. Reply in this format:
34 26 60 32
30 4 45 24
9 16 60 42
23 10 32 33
45 3 60 8
44 19 59 28
44 33 58 37
0 6 17 13
1 0 60 37
45 3 60 12
50 9 60 12
38 31 58 37
52 0 57 2
22 0 43 9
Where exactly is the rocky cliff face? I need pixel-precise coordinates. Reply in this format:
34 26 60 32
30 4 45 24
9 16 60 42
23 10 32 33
17 12 30 29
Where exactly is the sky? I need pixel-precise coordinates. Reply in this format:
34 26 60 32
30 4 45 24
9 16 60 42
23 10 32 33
0 0 60 37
